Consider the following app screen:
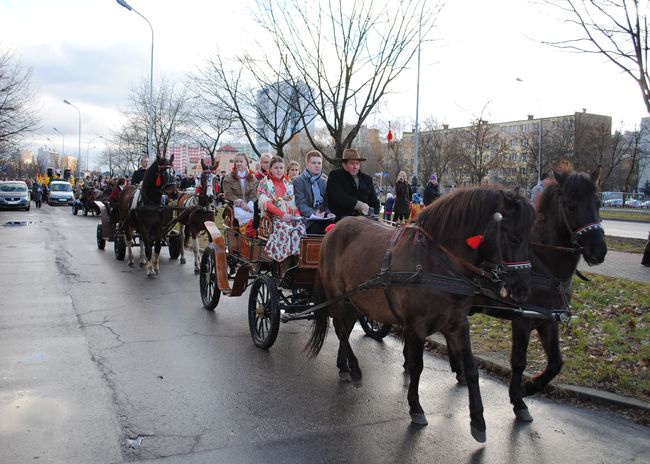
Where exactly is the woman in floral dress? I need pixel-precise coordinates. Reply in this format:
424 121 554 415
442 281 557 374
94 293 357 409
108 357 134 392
257 156 306 262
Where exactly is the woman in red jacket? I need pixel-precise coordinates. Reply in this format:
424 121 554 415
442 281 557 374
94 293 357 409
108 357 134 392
257 156 306 261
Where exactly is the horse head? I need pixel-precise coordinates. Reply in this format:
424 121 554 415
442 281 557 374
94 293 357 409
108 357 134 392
156 154 177 195
199 155 217 204
478 189 535 303
539 169 607 265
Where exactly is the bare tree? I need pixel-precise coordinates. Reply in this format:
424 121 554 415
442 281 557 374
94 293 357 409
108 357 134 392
545 0 650 114
453 119 507 185
256 0 443 164
195 54 313 159
417 118 454 186
0 49 39 160
125 78 192 159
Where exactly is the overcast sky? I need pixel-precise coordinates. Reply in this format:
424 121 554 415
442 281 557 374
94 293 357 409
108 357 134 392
1 0 647 167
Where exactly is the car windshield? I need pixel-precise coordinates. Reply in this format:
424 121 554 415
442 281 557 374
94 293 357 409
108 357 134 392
50 183 72 192
0 184 27 192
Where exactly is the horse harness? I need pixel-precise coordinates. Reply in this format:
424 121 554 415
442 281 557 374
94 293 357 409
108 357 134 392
294 213 533 323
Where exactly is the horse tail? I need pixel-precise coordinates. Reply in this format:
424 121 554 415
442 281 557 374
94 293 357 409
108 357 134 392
305 270 329 358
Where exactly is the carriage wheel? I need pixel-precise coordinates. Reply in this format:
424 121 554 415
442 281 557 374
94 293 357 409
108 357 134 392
199 247 221 310
97 224 106 250
168 231 181 259
248 275 281 349
72 205 78 215
83 205 88 216
114 234 126 260
358 316 392 340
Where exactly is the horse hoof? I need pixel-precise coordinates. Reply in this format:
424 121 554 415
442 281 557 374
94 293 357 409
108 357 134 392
471 426 486 443
514 408 533 422
456 373 467 386
139 262 146 268
194 269 200 275
410 413 428 426
180 258 186 264
338 371 352 382
147 273 157 280
352 378 363 388
128 262 134 267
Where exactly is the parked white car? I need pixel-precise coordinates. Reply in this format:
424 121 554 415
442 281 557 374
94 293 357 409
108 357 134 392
0 181 30 211
603 198 623 207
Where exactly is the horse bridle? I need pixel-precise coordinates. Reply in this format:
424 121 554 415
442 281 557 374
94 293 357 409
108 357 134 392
479 211 532 283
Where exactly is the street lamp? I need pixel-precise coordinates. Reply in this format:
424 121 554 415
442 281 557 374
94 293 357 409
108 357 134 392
116 0 154 163
63 99 82 179
86 135 104 174
52 127 65 157
412 5 424 192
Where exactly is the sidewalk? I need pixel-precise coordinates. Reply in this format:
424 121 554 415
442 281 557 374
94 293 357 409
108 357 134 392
578 249 650 283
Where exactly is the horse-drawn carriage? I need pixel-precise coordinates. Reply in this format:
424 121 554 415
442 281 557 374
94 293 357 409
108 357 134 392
197 173 607 443
73 186 103 216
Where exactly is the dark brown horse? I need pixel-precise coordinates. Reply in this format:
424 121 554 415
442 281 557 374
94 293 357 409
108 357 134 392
307 187 536 443
117 155 177 278
447 169 607 422
177 155 218 273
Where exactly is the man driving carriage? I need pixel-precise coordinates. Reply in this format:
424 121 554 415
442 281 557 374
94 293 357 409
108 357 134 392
326 148 380 219
108 177 126 223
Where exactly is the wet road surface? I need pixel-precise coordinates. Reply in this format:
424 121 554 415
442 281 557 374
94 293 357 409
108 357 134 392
0 206 648 463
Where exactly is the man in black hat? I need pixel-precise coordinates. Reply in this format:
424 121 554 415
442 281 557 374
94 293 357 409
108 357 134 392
326 148 380 219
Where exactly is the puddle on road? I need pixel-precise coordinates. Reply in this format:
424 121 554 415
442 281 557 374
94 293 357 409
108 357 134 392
4 221 32 227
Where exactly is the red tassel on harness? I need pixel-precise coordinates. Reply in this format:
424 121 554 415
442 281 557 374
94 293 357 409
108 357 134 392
156 175 161 187
325 223 336 233
465 234 484 249
196 186 202 194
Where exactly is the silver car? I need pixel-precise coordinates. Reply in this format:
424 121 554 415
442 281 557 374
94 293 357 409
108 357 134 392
0 181 30 211
47 180 75 206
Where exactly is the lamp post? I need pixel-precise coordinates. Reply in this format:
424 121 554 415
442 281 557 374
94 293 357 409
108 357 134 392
85 135 104 174
63 99 81 179
52 127 65 157
116 0 154 163
412 6 423 192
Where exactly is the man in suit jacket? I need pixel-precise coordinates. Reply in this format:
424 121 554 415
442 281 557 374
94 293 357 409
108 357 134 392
326 148 380 219
293 150 332 234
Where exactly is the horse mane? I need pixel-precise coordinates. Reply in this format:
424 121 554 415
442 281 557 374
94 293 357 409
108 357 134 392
416 186 532 245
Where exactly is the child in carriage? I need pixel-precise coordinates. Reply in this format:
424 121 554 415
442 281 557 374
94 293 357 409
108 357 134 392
257 156 306 262
222 152 259 234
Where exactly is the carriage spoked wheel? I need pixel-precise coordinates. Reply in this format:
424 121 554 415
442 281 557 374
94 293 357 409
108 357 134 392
199 246 221 310
114 232 126 260
248 275 281 349
168 230 181 260
358 315 392 340
97 224 106 250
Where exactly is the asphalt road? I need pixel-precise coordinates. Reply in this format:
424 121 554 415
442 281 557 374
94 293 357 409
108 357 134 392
602 219 649 240
0 206 648 464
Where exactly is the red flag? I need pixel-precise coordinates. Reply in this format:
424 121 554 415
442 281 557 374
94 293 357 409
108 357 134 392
387 130 393 142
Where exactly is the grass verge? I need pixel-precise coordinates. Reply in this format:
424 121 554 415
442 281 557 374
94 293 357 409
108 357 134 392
467 273 649 404
605 236 647 254
600 209 650 222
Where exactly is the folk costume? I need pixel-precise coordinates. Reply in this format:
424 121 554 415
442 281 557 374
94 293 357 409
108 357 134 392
257 175 306 261
325 150 380 219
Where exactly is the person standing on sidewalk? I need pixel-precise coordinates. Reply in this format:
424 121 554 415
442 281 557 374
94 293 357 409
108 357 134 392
642 230 650 267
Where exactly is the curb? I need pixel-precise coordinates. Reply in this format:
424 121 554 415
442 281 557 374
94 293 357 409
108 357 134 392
424 334 650 414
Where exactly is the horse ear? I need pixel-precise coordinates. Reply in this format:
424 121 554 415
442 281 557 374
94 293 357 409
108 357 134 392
590 164 601 188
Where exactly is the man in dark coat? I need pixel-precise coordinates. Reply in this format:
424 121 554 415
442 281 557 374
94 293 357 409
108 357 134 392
131 157 148 185
326 148 380 219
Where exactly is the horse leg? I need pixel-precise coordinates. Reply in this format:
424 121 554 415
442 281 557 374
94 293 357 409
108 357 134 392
153 239 162 275
178 222 187 265
191 231 200 274
404 331 427 426
449 322 486 443
139 241 147 267
144 239 156 279
332 311 362 386
523 321 563 396
510 319 534 422
126 229 135 267
336 341 351 382
444 331 467 385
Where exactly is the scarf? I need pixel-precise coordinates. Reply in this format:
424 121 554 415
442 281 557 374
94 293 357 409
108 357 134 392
303 169 323 208
237 169 248 192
